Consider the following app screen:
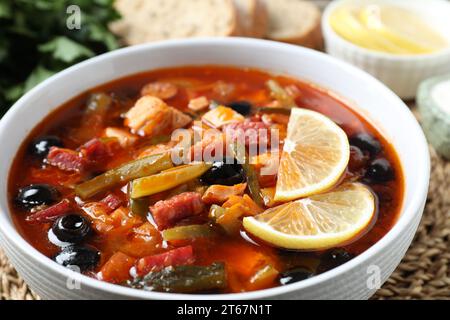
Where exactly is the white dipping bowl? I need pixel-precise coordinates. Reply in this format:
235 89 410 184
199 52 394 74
322 0 450 99
0 38 429 300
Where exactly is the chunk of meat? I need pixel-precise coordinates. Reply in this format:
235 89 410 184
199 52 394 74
26 199 71 223
202 106 244 128
124 96 173 136
202 183 247 204
223 119 270 147
80 138 113 163
135 245 195 277
140 81 178 100
171 107 192 129
124 96 191 137
46 147 86 172
100 193 124 212
104 127 137 147
190 128 225 162
99 252 136 284
188 96 209 111
150 192 205 230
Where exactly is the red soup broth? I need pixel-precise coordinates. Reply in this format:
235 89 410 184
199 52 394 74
8 66 404 293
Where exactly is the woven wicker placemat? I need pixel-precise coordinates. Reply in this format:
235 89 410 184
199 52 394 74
0 107 449 300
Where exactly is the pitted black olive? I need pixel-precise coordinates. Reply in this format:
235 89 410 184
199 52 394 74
53 245 100 272
365 158 394 183
200 159 245 186
279 267 314 285
227 101 252 115
52 214 91 244
349 133 381 157
29 135 63 158
317 248 355 273
15 184 60 210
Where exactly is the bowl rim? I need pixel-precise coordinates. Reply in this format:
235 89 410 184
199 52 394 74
0 37 430 300
321 0 450 61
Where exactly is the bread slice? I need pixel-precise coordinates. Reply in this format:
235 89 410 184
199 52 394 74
111 0 240 45
233 0 268 38
264 0 323 49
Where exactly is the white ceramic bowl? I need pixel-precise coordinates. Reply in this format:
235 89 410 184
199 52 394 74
0 38 429 300
322 0 450 99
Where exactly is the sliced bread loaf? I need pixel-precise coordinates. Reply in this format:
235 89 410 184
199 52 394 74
264 0 323 49
233 0 268 38
112 0 240 45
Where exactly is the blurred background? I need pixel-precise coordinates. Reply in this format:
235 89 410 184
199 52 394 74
0 0 449 300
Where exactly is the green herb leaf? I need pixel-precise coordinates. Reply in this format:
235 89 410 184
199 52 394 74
24 65 56 92
0 0 121 114
38 36 95 63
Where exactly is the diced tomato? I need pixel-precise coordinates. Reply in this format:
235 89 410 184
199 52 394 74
26 199 71 223
99 252 136 284
150 192 205 230
46 147 86 172
135 245 195 277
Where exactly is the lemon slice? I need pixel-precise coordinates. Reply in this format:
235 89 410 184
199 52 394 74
359 5 447 54
243 182 375 250
274 108 349 202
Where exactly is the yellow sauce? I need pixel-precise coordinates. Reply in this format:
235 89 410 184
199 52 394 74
329 4 448 55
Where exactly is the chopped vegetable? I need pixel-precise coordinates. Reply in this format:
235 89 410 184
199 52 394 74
131 163 211 199
256 107 292 115
135 245 195 277
208 204 227 221
215 193 264 234
77 93 112 141
150 192 205 230
260 187 277 207
162 224 215 241
130 197 150 217
230 143 264 207
75 153 173 199
100 252 136 284
216 203 247 235
201 183 247 204
215 194 263 234
266 80 298 109
247 264 279 290
26 199 71 223
202 106 244 128
131 263 227 293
